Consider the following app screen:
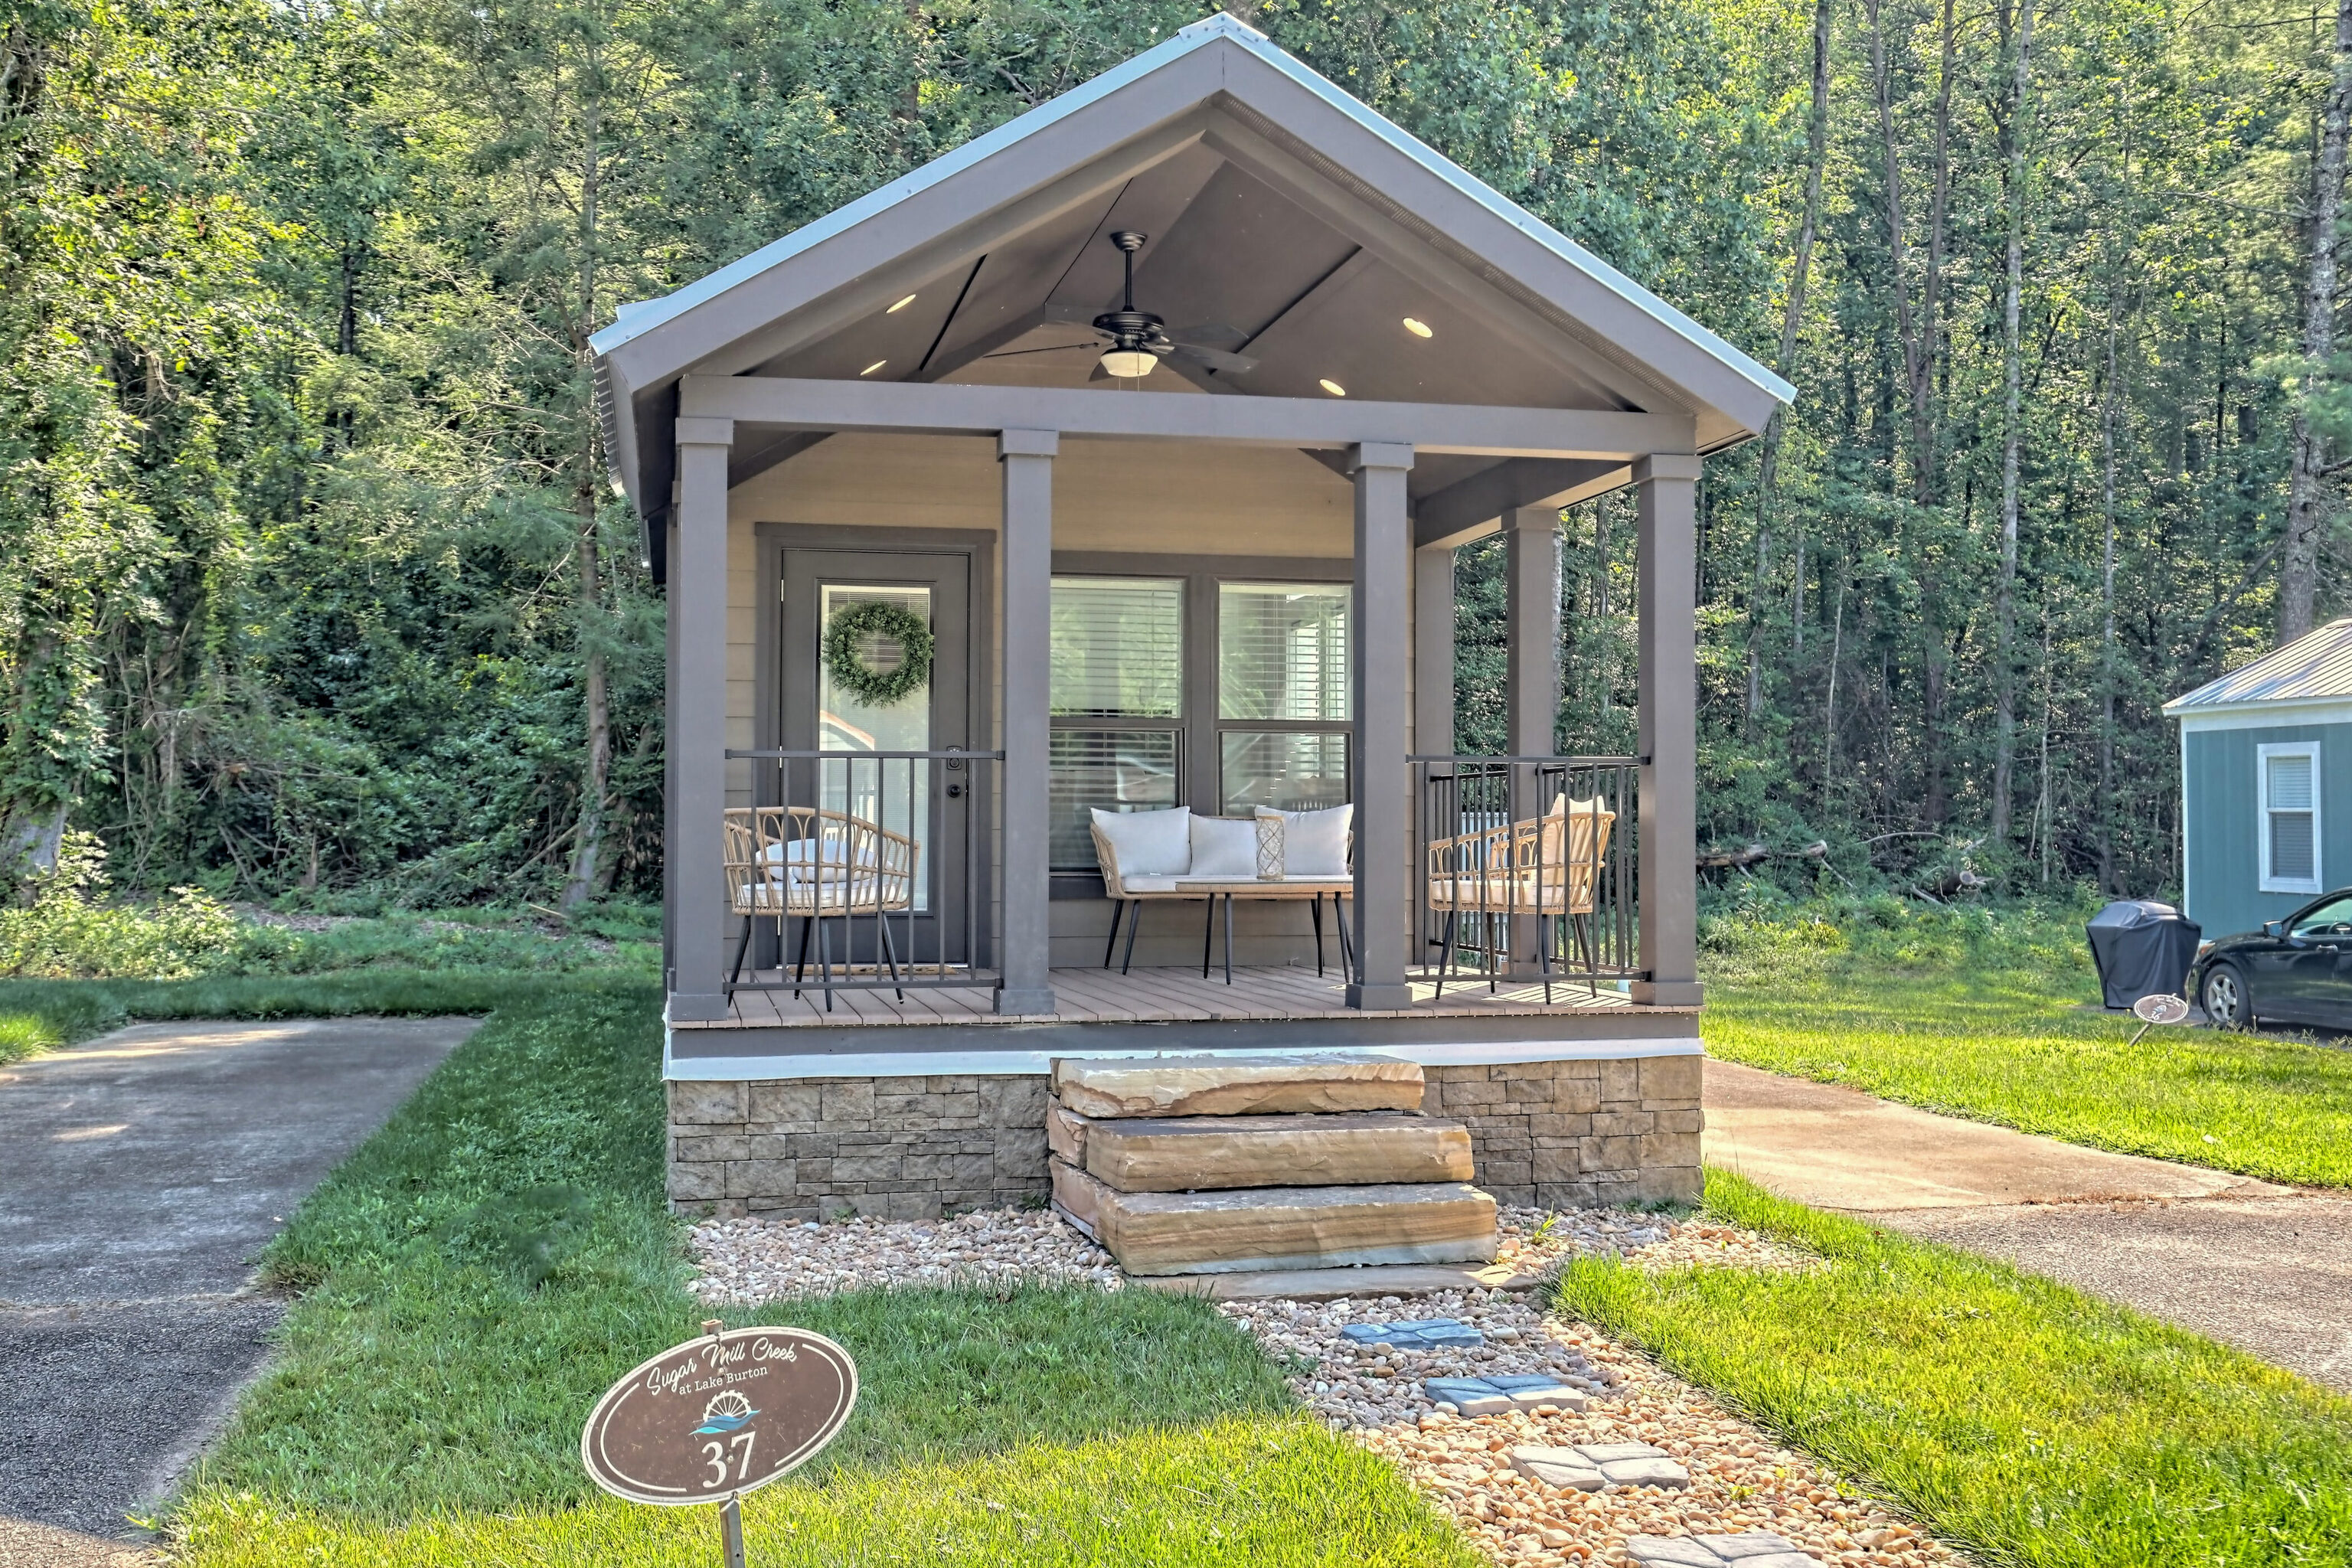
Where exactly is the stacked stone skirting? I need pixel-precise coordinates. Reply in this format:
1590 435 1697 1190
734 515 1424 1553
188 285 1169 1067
1418 1057 1702 1207
666 1076 1051 1221
668 1053 1703 1219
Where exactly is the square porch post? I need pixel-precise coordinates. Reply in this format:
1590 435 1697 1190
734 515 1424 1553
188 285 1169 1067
670 416 734 1022
1349 442 1415 1009
997 429 1057 1015
1413 544 1455 756
1633 453 1704 1007
1504 504 1563 975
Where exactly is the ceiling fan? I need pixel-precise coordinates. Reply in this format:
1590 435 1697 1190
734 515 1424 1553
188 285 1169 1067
1071 230 1257 381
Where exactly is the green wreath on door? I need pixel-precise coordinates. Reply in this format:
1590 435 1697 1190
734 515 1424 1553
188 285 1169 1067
822 599 935 707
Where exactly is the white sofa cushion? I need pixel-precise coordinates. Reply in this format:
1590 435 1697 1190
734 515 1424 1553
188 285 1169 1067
1188 813 1260 879
1256 803 1351 877
1091 805 1192 877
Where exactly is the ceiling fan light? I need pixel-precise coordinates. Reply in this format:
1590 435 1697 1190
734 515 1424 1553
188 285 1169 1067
1319 378 1347 397
887 294 917 313
861 360 887 376
1100 348 1158 378
1402 317 1432 338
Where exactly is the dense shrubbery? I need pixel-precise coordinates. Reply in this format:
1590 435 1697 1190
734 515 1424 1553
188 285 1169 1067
1698 877 2099 985
0 834 243 979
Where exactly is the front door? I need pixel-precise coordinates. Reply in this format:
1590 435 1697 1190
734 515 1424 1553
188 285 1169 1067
777 547 978 969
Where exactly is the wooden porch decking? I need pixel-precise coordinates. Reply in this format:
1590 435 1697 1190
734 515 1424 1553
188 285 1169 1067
677 965 1642 1031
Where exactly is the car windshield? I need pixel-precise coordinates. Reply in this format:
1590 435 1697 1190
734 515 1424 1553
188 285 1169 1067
2288 897 2352 939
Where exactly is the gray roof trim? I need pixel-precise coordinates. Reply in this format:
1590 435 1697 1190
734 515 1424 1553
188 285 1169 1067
2164 617 2352 714
586 12 1791 407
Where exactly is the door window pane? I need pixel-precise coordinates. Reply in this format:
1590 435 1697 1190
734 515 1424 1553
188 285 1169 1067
1052 730 1180 870
1219 584 1348 720
819 584 930 908
1220 731 1349 815
1052 577 1183 717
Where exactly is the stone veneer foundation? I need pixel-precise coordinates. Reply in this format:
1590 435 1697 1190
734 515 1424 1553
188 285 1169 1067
666 1054 1702 1220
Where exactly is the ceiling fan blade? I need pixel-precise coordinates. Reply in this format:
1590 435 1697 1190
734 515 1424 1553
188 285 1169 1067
1168 343 1259 374
1165 323 1252 348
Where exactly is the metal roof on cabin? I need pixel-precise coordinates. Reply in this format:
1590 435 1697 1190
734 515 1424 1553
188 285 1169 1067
2165 618 2352 711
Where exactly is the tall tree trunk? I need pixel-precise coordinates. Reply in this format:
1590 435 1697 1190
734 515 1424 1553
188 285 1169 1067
1865 0 1934 505
1749 0 1833 723
2098 302 2121 894
2281 0 2352 643
1991 0 2034 845
562 38 609 909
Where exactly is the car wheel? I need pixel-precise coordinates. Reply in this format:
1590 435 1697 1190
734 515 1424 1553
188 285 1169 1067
2200 963 2251 1029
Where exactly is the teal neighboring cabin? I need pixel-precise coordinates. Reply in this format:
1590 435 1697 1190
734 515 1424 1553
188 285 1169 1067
2166 618 2352 940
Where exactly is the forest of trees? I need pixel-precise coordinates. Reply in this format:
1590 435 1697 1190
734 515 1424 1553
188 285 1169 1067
4 0 2349 907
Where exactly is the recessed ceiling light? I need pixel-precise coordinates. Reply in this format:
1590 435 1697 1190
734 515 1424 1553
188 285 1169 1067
861 360 887 376
1319 378 1347 397
887 294 917 313
1402 317 1432 338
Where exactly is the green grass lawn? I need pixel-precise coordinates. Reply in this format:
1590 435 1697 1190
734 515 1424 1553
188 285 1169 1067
167 988 1472 1567
1701 903 2352 1187
1563 1170 2352 1568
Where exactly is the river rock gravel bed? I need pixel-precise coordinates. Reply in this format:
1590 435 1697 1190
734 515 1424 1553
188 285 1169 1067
685 1207 1119 1301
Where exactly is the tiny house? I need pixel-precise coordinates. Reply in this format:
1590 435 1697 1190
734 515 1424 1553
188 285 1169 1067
2164 617 2352 939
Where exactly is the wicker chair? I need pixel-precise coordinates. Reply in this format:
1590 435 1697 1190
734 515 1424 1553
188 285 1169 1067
1425 795 1615 998
722 805 918 1008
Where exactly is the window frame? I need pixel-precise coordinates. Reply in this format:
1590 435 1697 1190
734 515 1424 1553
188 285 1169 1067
2258 740 2323 896
1212 578 1354 815
1047 553 1354 888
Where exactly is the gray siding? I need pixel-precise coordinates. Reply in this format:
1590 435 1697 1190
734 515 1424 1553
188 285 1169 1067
2183 720 2352 937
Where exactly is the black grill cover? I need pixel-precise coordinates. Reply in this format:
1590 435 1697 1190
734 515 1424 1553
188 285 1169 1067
2085 900 2203 1010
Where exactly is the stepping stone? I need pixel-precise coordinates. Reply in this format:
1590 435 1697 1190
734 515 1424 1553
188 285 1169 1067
1508 1441 1689 1492
1423 1374 1586 1415
1083 1112 1473 1191
1341 1317 1485 1350
1050 1054 1424 1119
1625 1534 1815 1568
1052 1162 1495 1276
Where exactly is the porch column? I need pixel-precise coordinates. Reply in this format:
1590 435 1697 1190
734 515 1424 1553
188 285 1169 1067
1350 441 1415 1010
1413 544 1455 756
998 428 1057 1015
1633 454 1703 1008
1504 505 1562 975
670 416 734 1022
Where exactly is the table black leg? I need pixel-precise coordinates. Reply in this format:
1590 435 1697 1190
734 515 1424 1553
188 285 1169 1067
1222 893 1234 985
1310 896 1325 976
1202 896 1214 978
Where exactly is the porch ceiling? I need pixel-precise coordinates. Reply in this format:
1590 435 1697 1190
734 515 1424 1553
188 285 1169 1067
593 13 1791 558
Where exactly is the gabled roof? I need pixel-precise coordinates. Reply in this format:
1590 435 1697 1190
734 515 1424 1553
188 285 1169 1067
591 11 1791 534
2165 619 2352 715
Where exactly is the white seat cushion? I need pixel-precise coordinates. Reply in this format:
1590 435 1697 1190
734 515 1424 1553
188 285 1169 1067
1188 813 1259 879
1256 803 1351 877
1121 876 1184 893
1091 805 1192 877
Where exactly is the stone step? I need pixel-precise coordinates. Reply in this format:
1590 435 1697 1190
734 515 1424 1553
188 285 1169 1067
1052 1161 1496 1276
1051 1053 1425 1119
1080 1111 1472 1191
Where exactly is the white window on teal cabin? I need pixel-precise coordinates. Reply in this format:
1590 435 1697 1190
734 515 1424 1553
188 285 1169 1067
2258 742 2322 895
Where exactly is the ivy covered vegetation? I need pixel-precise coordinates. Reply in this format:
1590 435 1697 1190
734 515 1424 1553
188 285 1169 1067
4 0 2347 907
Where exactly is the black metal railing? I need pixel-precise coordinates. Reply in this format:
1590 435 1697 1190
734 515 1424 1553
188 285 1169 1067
1410 754 1642 995
722 748 1001 1007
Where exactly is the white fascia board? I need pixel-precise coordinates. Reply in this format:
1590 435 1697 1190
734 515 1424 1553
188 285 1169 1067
588 14 1792 412
2168 698 2352 733
662 1032 1703 1081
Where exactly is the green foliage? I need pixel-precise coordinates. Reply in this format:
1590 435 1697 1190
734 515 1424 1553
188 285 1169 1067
0 832 242 978
1559 1170 2352 1567
1702 903 2352 1186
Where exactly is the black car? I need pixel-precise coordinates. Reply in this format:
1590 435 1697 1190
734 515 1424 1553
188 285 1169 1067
2194 889 2352 1028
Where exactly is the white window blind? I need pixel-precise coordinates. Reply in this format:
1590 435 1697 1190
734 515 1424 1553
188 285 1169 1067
1050 577 1182 717
1218 583 1349 720
2261 745 2321 893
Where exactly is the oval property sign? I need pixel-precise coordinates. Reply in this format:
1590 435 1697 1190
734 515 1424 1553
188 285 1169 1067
581 1325 858 1505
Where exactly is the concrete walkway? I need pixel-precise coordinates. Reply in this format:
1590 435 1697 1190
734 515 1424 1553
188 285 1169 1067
0 1018 475 1553
1704 1058 2352 1392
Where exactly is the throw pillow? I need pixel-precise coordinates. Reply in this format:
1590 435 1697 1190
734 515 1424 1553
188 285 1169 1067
1255 802 1351 877
1090 805 1193 877
1188 812 1260 879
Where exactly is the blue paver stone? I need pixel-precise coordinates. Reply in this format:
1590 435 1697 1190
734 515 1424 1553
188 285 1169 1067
1341 1318 1486 1350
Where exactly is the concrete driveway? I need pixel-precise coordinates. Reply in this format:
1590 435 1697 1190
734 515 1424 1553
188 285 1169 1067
0 1018 475 1556
1704 1058 2352 1392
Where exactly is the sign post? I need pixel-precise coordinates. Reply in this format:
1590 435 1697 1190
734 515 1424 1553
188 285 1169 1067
582 1318 858 1565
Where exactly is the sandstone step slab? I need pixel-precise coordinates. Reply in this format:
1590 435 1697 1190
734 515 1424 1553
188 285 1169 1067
1082 1112 1472 1191
1051 1054 1424 1119
1125 1261 1544 1299
1047 1103 1090 1164
1055 1164 1498 1276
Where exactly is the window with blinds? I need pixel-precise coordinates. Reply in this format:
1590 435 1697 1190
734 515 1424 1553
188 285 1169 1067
1050 577 1184 870
2262 744 2321 893
1052 577 1182 716
1218 583 1348 720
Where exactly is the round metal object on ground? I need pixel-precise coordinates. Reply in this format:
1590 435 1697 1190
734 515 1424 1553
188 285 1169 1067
2132 993 2191 1024
581 1325 858 1507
